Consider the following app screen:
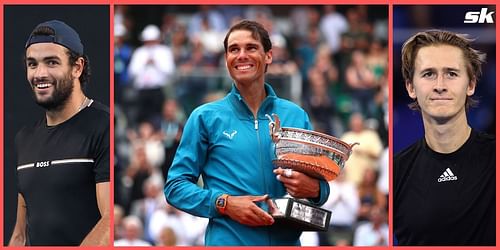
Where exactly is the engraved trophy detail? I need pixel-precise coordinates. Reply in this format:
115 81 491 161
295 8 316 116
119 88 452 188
266 114 358 231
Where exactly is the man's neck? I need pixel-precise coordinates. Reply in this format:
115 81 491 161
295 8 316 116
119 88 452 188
46 93 88 126
235 81 266 118
422 111 471 153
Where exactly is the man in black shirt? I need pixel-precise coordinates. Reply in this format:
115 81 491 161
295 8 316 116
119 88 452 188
394 30 495 246
8 20 110 246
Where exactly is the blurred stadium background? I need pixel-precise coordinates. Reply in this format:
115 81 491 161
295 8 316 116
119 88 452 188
113 5 389 246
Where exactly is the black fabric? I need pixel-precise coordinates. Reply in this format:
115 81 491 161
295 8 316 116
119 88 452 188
15 101 109 246
394 130 495 246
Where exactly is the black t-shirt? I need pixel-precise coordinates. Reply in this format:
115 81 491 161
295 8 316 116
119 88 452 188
15 101 110 246
394 130 495 246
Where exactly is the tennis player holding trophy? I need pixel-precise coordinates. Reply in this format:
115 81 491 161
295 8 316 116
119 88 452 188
165 19 356 246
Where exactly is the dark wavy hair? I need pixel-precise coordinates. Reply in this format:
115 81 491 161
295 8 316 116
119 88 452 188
223 19 272 53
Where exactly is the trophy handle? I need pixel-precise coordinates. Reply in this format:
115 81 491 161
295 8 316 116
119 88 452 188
266 113 281 142
347 142 360 157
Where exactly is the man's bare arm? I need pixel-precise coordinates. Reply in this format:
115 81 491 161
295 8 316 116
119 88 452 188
9 194 27 246
80 182 110 246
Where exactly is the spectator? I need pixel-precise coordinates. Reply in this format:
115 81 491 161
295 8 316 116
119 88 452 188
304 67 336 134
312 45 339 85
148 203 208 246
300 232 320 246
130 177 166 243
187 6 227 40
319 5 348 54
376 147 389 210
127 120 165 171
168 24 192 66
320 171 359 245
114 216 152 246
114 205 125 241
345 50 378 118
340 7 371 52
122 121 165 214
295 26 322 83
267 35 298 76
341 113 383 185
365 40 388 82
160 13 177 45
128 24 175 123
158 99 184 180
114 23 133 104
353 206 388 246
357 168 386 222
156 227 177 246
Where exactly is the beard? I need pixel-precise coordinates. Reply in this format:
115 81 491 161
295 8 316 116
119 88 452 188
30 72 74 111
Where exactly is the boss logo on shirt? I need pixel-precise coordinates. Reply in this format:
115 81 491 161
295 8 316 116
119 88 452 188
35 161 51 168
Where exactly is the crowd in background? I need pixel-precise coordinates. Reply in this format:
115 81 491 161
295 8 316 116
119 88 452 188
114 5 388 246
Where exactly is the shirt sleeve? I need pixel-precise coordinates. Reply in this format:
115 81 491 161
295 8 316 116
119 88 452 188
93 115 110 183
164 108 222 218
308 179 330 206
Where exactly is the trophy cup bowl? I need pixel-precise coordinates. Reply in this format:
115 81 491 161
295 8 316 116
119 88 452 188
267 114 357 181
266 114 358 231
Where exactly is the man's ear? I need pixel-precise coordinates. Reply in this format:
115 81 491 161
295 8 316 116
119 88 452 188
72 57 84 79
265 50 273 65
467 78 476 96
405 80 416 99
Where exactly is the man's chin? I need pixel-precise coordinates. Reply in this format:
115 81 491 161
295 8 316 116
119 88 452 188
426 112 456 124
35 99 62 111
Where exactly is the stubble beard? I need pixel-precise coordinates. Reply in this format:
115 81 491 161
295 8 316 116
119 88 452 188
31 72 74 112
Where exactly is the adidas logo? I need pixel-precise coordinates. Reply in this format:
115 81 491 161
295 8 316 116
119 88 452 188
438 168 458 182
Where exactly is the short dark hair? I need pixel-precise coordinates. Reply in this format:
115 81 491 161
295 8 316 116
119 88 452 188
223 20 272 53
401 30 485 110
27 25 91 89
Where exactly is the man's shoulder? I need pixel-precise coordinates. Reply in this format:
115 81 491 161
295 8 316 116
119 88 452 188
192 97 229 114
394 140 424 166
274 97 305 112
473 130 495 145
469 130 495 163
88 100 109 114
15 119 45 140
185 97 232 126
86 100 110 121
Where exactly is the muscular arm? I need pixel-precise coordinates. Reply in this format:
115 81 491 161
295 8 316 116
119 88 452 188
80 182 110 246
9 194 27 246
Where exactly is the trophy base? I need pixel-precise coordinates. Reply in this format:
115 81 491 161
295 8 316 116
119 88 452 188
270 198 331 231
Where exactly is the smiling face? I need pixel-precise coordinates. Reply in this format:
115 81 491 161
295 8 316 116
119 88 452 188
225 29 272 87
26 43 79 111
406 44 476 122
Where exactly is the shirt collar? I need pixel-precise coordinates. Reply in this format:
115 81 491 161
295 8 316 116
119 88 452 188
228 83 277 120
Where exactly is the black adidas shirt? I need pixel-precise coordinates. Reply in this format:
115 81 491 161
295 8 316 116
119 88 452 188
15 101 109 246
394 130 495 246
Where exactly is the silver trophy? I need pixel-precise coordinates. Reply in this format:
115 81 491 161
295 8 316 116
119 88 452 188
266 114 358 231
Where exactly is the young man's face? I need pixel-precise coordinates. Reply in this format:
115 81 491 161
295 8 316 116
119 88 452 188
225 29 272 86
26 43 78 110
406 44 476 122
